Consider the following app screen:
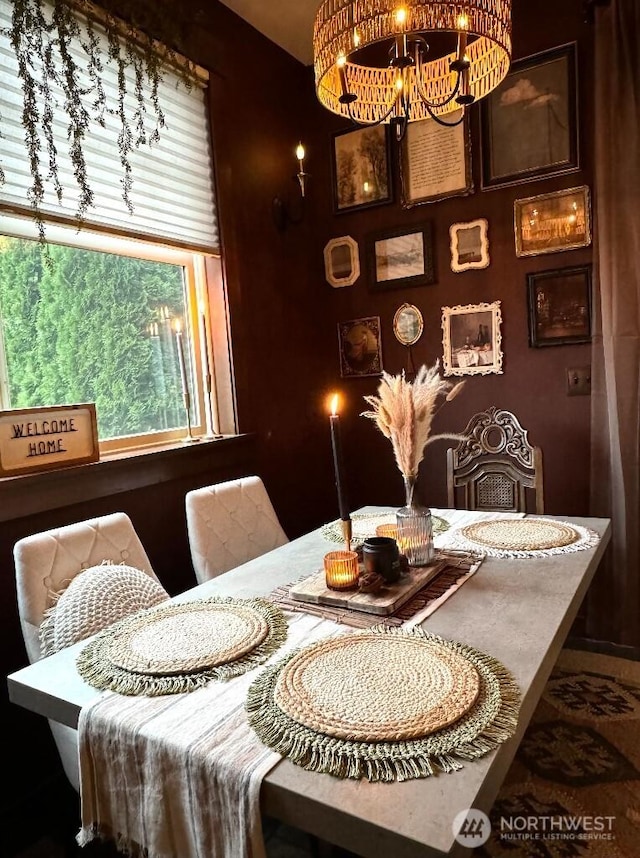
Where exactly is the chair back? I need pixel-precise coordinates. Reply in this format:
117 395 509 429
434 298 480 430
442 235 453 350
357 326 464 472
185 476 289 584
446 407 544 514
13 512 158 792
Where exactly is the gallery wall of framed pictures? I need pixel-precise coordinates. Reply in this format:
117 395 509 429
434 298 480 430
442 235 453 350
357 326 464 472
324 30 592 394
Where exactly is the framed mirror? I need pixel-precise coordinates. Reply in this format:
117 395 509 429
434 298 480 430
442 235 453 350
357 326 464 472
393 303 424 347
323 236 360 288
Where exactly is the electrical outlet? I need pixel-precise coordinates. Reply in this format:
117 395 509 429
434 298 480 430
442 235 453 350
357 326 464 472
567 366 591 396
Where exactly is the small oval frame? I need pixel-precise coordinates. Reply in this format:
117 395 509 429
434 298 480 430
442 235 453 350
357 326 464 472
393 303 424 347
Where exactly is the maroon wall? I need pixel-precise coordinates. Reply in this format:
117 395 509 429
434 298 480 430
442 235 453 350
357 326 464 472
304 0 595 518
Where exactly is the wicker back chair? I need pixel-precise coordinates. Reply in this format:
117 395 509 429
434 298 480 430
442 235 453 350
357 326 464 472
446 407 544 514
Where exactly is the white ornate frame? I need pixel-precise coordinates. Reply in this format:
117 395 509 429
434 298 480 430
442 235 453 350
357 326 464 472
323 236 360 288
441 301 503 377
449 218 490 273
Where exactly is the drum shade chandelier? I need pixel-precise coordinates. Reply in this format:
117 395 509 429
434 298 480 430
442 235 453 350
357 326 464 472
313 0 512 135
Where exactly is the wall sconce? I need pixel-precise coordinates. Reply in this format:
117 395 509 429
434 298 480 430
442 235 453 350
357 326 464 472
273 142 309 231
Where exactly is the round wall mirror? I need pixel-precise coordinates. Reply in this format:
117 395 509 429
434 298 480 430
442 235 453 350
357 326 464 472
393 303 424 346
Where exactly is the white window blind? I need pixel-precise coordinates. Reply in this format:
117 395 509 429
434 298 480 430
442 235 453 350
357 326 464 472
0 0 218 253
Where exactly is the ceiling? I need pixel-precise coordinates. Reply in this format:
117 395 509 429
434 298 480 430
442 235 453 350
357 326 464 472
219 0 318 66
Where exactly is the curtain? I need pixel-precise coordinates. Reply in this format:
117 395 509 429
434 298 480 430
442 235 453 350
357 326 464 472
588 0 640 647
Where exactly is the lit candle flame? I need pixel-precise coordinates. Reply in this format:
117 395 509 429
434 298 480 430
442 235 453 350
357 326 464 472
457 13 469 29
174 319 182 334
394 7 407 26
336 52 347 68
330 394 339 416
296 142 305 162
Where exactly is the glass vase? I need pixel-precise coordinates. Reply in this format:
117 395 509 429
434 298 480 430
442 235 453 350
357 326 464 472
396 474 434 566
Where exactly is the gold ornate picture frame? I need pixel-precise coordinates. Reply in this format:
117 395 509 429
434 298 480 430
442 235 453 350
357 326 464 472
515 186 591 258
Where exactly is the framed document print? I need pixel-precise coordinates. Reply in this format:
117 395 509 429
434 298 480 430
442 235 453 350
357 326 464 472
400 110 473 207
480 43 579 189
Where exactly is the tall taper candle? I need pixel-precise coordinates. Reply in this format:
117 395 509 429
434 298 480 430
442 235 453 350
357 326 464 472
174 320 189 396
329 394 350 521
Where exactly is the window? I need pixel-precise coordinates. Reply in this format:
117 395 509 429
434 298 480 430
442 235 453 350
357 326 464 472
0 0 233 453
0 218 227 452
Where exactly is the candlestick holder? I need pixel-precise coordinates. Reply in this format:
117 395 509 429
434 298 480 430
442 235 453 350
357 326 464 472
340 517 352 552
324 550 359 591
181 391 201 444
203 371 223 440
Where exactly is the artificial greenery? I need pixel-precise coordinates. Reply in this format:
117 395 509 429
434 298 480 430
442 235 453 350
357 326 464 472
3 0 196 239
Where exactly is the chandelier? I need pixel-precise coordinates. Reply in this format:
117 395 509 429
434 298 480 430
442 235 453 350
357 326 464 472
313 0 512 136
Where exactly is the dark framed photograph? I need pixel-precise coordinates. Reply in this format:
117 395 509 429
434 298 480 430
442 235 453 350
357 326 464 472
367 223 435 292
527 264 592 347
480 43 579 189
331 125 393 213
441 301 504 377
337 316 383 378
515 185 591 257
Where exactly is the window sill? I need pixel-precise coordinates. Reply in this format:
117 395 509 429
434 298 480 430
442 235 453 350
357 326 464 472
0 433 256 524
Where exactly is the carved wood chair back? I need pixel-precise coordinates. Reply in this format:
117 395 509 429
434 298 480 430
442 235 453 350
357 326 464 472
446 407 544 514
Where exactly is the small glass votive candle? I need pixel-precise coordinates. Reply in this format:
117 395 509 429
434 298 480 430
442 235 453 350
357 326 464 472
324 550 359 590
376 523 398 540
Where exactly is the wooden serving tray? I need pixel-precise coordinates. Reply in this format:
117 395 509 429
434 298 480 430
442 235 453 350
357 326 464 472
289 559 446 616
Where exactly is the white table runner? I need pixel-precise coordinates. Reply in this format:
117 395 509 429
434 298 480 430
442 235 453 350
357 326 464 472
78 611 340 858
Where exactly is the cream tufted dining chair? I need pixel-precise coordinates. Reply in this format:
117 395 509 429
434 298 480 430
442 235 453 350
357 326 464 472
14 512 164 793
185 476 289 584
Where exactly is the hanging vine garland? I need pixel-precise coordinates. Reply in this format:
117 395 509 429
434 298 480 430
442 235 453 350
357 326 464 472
2 0 198 240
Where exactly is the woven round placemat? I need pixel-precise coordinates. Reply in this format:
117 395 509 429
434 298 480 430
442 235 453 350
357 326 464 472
247 626 520 782
322 511 449 545
273 633 479 741
446 518 601 558
77 597 288 696
106 601 269 675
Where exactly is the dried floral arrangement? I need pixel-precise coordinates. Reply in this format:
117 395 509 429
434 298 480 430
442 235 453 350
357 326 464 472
361 362 465 478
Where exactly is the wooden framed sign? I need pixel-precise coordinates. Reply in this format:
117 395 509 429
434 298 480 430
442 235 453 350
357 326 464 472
0 403 99 477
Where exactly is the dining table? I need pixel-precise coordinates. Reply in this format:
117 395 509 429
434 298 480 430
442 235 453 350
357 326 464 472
7 506 611 858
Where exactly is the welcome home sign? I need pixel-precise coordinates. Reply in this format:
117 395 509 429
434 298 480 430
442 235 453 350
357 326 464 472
0 404 99 476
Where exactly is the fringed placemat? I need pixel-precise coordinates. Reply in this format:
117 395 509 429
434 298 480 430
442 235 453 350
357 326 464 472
445 518 600 558
321 511 450 546
77 597 288 696
268 552 482 629
247 626 520 782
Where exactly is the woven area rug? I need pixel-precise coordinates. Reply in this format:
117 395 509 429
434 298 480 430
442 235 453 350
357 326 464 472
473 649 640 858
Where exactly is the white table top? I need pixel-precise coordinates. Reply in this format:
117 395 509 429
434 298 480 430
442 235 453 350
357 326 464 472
7 508 611 858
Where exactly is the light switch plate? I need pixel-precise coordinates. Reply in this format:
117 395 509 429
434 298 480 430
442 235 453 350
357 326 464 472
567 366 591 396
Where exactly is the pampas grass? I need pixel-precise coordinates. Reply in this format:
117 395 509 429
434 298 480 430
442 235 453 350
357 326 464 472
361 362 465 477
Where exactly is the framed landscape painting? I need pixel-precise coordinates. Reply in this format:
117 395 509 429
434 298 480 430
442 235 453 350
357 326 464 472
331 126 393 213
480 43 579 189
367 223 436 292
